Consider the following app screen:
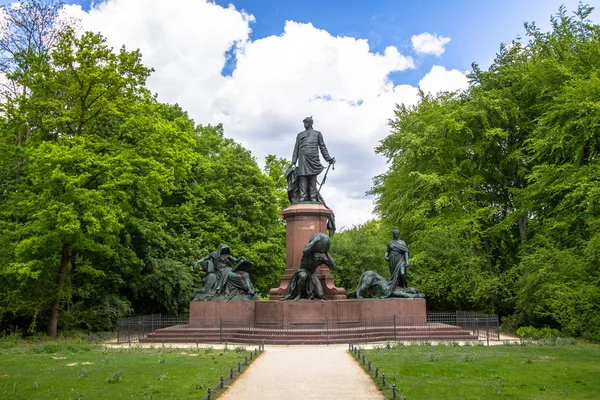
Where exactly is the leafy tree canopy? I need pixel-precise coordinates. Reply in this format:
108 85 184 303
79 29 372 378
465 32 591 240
371 4 600 339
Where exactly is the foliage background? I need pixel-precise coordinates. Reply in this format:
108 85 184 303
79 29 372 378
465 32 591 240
0 1 598 340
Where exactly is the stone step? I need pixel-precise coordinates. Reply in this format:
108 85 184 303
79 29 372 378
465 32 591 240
145 328 475 338
150 322 470 331
139 334 479 344
138 323 479 344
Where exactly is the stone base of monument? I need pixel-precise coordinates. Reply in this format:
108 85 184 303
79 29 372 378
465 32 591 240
140 299 479 344
268 203 346 300
190 298 425 321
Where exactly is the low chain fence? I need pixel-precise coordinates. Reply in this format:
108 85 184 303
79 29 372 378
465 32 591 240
201 344 264 400
117 311 499 345
350 343 405 399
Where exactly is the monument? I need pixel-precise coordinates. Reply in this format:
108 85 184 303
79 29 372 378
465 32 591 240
178 116 438 343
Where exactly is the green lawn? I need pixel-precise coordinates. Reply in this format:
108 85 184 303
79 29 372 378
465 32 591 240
0 339 257 400
355 341 600 399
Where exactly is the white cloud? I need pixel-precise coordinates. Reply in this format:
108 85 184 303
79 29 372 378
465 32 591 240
411 32 451 56
419 65 469 95
60 0 465 229
0 6 5 30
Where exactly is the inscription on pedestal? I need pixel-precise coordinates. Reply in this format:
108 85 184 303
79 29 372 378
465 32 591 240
296 224 316 231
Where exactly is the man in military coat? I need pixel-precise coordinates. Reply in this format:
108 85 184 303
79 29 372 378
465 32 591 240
291 116 335 202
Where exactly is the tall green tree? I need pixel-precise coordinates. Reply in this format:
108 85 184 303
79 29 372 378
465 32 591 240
0 27 197 336
371 4 600 337
0 0 288 335
264 154 291 211
371 90 516 313
511 4 600 339
160 124 286 298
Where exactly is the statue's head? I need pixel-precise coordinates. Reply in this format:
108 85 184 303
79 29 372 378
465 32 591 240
303 116 313 130
306 232 330 253
392 227 399 239
217 244 231 257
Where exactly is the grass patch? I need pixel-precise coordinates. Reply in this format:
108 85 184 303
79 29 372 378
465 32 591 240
0 340 258 399
355 342 600 399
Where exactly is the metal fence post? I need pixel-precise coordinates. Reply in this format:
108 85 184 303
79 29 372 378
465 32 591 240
220 376 224 389
382 374 386 388
207 388 212 400
237 361 241 372
375 366 379 378
496 315 500 340
368 360 371 372
230 368 233 379
486 316 489 346
392 384 397 399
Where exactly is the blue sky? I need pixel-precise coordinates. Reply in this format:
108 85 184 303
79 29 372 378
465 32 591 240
4 0 596 86
210 0 598 85
1 0 598 227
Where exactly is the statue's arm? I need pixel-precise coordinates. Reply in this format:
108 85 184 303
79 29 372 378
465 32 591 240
291 135 299 165
404 250 409 266
317 131 334 163
384 244 390 261
325 253 336 269
193 256 210 269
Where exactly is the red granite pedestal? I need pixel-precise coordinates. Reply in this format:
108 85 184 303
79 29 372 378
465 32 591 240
148 299 478 345
269 203 346 300
189 298 426 322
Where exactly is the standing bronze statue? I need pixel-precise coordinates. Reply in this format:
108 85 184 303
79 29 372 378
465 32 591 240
282 233 335 300
191 244 259 301
384 227 409 294
348 228 424 299
290 116 335 202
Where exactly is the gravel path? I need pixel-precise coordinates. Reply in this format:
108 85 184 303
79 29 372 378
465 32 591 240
219 345 385 400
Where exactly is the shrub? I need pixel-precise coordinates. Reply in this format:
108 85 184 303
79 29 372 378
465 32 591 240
516 326 562 339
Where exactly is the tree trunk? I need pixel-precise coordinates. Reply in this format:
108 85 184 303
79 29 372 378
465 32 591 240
518 214 527 246
47 243 72 338
16 84 27 146
483 240 494 274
